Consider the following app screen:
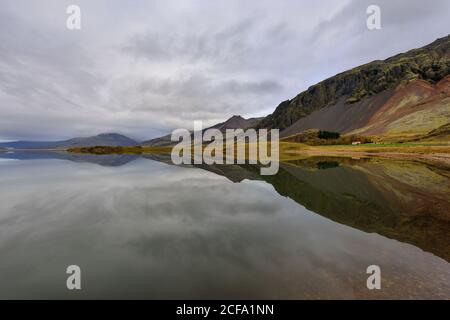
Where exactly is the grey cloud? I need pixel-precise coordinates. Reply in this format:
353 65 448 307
102 74 283 127
0 0 448 141
308 0 450 67
121 19 257 66
222 79 283 95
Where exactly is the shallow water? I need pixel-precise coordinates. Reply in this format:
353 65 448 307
0 152 449 299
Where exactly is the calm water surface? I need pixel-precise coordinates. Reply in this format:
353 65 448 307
0 152 449 299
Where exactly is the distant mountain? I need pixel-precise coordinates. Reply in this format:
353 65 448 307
257 35 450 141
141 133 174 147
143 115 263 146
0 133 139 149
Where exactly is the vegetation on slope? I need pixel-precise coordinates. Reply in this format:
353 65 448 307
281 129 372 146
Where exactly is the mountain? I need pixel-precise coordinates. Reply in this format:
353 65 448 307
0 133 139 149
257 35 450 141
143 115 263 146
206 115 262 131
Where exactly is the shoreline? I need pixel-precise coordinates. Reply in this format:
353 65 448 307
4 144 450 166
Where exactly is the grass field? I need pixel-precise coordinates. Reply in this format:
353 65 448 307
67 141 450 165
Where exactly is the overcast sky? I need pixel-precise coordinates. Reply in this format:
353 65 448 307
0 0 449 141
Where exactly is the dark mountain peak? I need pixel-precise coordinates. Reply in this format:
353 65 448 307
142 115 264 146
211 115 261 131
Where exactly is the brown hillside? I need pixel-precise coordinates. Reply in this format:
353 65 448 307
350 76 450 139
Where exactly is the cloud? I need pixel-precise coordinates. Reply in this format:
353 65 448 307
0 0 448 141
307 0 450 74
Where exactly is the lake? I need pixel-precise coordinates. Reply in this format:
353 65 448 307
0 151 449 299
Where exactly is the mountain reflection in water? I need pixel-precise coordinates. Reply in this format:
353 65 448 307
0 151 449 299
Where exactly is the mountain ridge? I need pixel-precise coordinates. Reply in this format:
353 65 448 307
257 34 450 140
0 133 139 149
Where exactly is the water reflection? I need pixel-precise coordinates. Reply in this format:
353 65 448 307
0 150 139 166
0 152 449 299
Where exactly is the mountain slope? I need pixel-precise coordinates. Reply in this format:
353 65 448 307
0 133 139 149
349 76 450 140
420 122 450 141
257 35 450 139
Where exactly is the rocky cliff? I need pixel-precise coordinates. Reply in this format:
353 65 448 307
257 35 450 139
